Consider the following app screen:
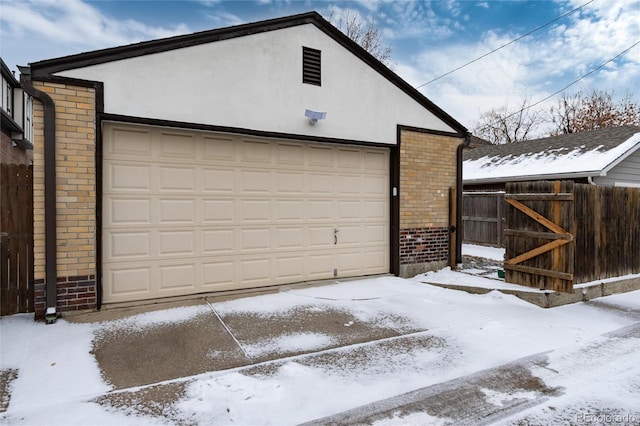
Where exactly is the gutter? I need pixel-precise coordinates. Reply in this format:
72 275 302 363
463 171 602 186
19 66 58 324
456 133 472 265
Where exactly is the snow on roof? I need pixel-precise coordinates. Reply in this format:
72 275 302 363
463 126 640 183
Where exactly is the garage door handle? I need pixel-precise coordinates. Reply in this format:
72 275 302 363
334 228 339 245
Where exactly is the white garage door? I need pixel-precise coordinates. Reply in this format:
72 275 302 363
102 123 389 303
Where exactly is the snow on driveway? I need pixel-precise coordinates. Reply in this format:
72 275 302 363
1 273 639 425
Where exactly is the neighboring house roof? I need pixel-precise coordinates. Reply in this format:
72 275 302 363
467 135 492 149
463 125 640 184
29 11 468 136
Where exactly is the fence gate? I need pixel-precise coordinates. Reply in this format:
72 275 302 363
504 180 574 293
1 164 34 315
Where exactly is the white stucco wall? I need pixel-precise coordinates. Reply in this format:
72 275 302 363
56 24 456 144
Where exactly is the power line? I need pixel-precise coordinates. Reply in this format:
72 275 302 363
415 0 595 89
503 39 640 121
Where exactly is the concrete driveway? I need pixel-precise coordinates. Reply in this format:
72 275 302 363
2 276 639 425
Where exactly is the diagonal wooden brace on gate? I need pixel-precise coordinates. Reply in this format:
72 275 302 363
503 185 575 289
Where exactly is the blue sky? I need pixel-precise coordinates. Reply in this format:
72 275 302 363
1 0 639 130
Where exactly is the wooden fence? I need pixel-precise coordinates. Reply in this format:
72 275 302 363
1 164 34 316
462 191 505 247
574 184 640 283
504 180 640 292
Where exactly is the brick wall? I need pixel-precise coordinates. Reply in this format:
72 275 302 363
399 129 462 276
32 81 97 318
34 275 96 315
1 131 32 165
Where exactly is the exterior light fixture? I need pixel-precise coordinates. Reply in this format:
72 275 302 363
305 109 326 125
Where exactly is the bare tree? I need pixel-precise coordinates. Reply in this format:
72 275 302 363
547 92 582 135
329 10 392 66
473 97 544 144
547 90 640 135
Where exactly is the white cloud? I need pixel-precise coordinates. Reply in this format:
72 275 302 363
0 0 190 71
477 2 489 9
394 0 640 130
204 12 245 27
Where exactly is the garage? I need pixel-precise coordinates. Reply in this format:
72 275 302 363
102 122 390 303
27 12 468 318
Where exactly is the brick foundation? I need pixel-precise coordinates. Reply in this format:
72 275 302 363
400 227 449 265
33 275 96 319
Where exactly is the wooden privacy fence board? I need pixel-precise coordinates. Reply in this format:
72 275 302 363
504 238 572 267
505 198 571 235
462 192 505 247
505 181 574 293
506 180 640 293
505 193 574 201
574 184 640 283
0 164 34 316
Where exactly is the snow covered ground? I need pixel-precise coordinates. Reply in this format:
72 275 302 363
1 248 639 425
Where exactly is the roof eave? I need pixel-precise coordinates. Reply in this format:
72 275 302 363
600 134 640 176
30 12 322 76
463 171 601 185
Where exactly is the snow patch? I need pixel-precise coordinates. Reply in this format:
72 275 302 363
244 332 336 358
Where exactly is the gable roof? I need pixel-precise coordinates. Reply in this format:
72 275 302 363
463 125 640 184
28 11 467 136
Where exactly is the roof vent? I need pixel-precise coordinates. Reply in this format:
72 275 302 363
302 47 321 86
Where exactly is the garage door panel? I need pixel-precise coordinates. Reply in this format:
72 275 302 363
106 163 151 192
365 150 388 171
365 200 387 220
336 175 362 195
159 231 196 256
202 169 235 193
202 229 235 253
160 132 196 158
108 198 151 225
202 135 235 161
308 226 334 248
103 123 389 304
337 148 362 169
108 127 152 156
308 146 333 167
275 256 305 281
202 260 235 288
309 173 334 194
159 166 196 192
242 170 272 193
159 264 196 290
108 232 150 260
336 200 363 220
110 267 151 296
242 140 271 163
276 172 304 194
276 227 304 249
241 200 271 222
277 143 304 165
308 200 333 220
364 225 387 244
240 258 271 283
337 225 362 245
363 175 387 196
241 228 270 251
308 254 334 278
159 199 196 224
203 199 235 223
276 200 304 221
337 251 362 274
364 249 388 272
